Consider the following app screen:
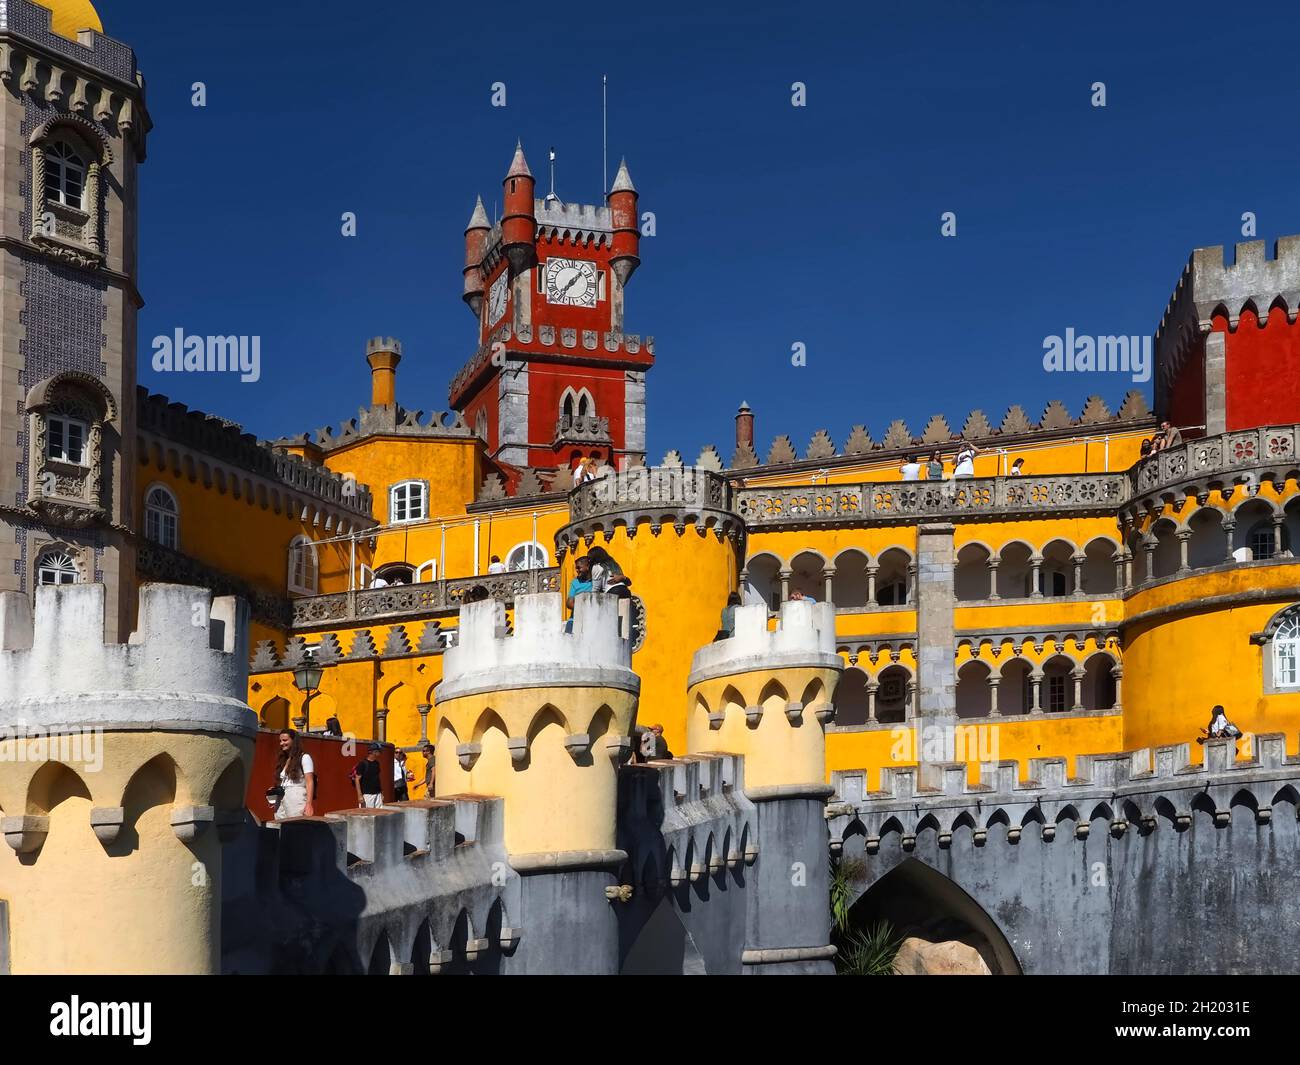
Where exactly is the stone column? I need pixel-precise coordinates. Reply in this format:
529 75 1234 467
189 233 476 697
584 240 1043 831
906 680 918 721
986 558 1001 600
822 566 835 605
907 562 918 605
1142 538 1156 583
1204 331 1228 437
417 703 431 743
1222 519 1237 563
779 569 791 604
988 674 1001 717
865 564 878 606
866 681 879 723
1070 668 1086 714
1273 515 1288 559
1176 530 1192 574
915 525 957 756
1111 665 1123 712
375 707 389 743
1115 552 1127 593
1071 554 1086 596
1030 672 1043 714
1029 555 1044 598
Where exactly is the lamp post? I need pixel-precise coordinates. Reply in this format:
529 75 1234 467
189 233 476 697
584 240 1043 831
292 664 324 732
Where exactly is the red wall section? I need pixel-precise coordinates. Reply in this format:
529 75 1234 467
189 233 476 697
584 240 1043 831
1222 308 1300 430
1167 336 1205 433
246 731 396 821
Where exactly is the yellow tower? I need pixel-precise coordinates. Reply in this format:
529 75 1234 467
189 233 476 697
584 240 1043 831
0 584 256 974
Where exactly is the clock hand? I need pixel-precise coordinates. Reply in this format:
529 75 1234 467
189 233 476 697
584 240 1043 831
559 272 581 296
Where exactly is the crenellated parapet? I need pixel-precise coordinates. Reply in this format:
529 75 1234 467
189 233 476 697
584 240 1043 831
227 795 520 975
0 582 257 974
433 592 639 865
687 600 841 796
827 734 1300 851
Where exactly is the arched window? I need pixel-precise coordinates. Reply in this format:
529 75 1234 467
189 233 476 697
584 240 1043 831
390 481 427 524
1247 520 1287 560
288 536 318 595
561 392 576 421
45 141 86 209
1273 609 1300 690
506 541 549 571
36 549 79 586
47 404 89 465
144 485 179 549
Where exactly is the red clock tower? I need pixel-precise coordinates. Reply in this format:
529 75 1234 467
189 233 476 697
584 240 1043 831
452 143 653 475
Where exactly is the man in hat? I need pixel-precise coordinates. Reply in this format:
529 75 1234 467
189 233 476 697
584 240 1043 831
353 742 386 808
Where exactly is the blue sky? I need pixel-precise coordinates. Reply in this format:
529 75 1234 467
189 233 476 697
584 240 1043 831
112 0 1300 461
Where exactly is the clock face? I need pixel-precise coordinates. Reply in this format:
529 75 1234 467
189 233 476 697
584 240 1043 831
488 271 509 325
545 257 598 308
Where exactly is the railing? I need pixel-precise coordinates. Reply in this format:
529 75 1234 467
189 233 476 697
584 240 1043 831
567 466 731 522
554 413 611 442
1130 424 1298 499
291 567 561 628
736 474 1129 527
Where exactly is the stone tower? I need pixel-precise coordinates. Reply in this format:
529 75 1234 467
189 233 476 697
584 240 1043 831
0 583 256 974
451 144 652 471
686 598 842 973
434 591 640 974
0 1 150 640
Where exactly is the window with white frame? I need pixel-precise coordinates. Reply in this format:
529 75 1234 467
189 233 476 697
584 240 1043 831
36 549 79 586
47 409 88 465
45 141 86 210
414 560 437 583
390 481 427 524
288 536 318 595
144 486 179 549
1274 610 1300 690
506 541 549 571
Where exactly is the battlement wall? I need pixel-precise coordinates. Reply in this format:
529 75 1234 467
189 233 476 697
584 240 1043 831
0 583 255 737
439 592 638 702
690 600 839 687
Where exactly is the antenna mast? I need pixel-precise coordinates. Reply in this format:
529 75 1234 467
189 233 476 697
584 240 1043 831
602 74 608 194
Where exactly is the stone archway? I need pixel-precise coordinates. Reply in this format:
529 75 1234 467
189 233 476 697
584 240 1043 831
846 858 1022 975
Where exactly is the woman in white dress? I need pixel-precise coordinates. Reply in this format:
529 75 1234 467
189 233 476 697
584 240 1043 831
953 439 979 478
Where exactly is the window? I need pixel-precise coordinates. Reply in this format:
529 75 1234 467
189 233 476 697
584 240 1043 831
1046 675 1067 713
36 550 78 586
45 142 85 210
507 541 549 571
288 536 318 595
390 481 427 524
597 270 607 301
144 486 179 549
414 560 438 583
1274 611 1300 690
47 411 88 465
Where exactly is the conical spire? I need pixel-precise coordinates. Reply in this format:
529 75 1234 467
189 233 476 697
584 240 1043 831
506 140 533 180
609 157 636 194
465 195 490 232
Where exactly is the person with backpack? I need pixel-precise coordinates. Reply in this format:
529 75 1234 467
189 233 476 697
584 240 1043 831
353 742 385 808
586 546 623 593
1199 705 1243 743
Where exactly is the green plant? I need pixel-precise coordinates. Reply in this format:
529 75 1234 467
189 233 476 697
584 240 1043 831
836 920 901 976
829 855 867 935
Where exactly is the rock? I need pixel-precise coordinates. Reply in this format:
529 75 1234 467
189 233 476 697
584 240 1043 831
892 936 992 975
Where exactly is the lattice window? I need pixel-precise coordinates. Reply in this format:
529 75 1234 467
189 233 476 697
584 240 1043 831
507 541 549 571
36 550 79 586
390 481 427 524
45 141 85 209
1274 611 1300 690
288 536 318 595
144 485 179 549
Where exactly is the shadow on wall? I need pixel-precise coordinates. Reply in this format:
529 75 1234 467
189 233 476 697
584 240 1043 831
848 859 1022 975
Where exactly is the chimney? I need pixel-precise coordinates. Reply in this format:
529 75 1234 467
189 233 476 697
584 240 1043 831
735 401 754 452
366 337 402 407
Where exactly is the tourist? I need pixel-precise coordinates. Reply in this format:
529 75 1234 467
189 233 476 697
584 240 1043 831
393 748 414 801
574 456 599 485
1139 437 1154 458
1201 705 1243 742
370 574 389 589
566 556 593 610
464 584 490 602
412 743 436 795
587 546 623 593
926 451 944 481
953 439 979 478
353 742 385 808
271 728 316 820
1009 458 1025 476
605 573 633 600
488 554 506 574
789 588 816 604
324 715 343 737
1159 420 1183 451
650 724 673 759
900 455 921 481
717 591 742 640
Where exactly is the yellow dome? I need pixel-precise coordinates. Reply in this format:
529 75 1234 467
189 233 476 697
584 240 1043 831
35 0 103 40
